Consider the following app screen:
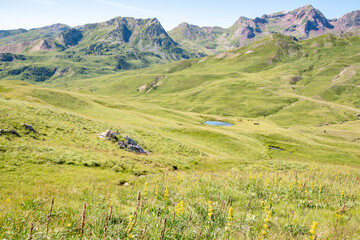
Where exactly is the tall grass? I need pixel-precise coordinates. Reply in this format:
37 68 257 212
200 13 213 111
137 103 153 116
1 161 359 239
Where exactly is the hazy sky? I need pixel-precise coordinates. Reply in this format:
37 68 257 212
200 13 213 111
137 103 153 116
1 0 359 31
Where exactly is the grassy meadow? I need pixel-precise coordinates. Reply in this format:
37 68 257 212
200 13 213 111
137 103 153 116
1 33 360 239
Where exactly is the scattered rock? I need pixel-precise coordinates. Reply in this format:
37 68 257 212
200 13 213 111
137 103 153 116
118 180 127 185
117 140 127 149
10 130 20 137
125 136 137 146
98 129 119 141
22 123 36 133
98 130 149 154
245 50 255 54
128 144 148 153
0 129 20 137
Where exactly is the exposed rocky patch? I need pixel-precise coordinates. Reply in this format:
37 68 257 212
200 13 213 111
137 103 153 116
0 40 37 54
30 39 57 52
98 129 149 154
137 76 165 93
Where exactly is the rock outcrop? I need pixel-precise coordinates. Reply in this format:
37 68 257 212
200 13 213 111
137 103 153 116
98 129 149 154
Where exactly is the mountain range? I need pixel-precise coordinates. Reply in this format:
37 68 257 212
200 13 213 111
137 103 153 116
169 5 360 54
0 5 359 82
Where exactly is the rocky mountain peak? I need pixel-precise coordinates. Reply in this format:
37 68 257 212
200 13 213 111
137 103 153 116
290 5 333 32
147 17 161 25
335 10 360 29
179 22 190 27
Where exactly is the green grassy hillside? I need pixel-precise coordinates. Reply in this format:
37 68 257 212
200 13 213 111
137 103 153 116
52 33 360 124
1 33 360 239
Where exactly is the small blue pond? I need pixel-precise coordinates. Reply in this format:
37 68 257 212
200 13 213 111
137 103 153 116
269 146 284 151
204 121 233 126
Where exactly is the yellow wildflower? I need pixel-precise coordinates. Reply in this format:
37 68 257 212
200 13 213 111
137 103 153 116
144 182 148 197
227 207 233 226
164 186 169 201
155 185 158 200
208 201 213 221
309 221 318 239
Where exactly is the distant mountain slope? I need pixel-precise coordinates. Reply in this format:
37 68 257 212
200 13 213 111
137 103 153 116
169 5 360 54
0 17 197 82
75 17 191 60
0 29 27 39
332 10 360 31
0 24 69 45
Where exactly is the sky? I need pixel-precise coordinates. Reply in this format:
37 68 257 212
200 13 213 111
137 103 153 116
0 0 359 31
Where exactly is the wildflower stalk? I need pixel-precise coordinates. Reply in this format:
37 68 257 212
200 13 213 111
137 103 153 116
127 215 135 237
208 201 213 221
227 207 233 226
155 185 158 200
103 205 113 237
136 190 141 210
175 200 184 216
80 202 87 238
262 208 272 237
46 196 54 237
160 217 167 239
28 222 34 240
309 221 318 240
144 182 148 198
139 220 148 238
164 186 169 201
340 190 345 205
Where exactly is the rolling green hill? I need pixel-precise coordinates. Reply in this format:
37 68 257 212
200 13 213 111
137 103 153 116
51 33 360 125
1 32 360 171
